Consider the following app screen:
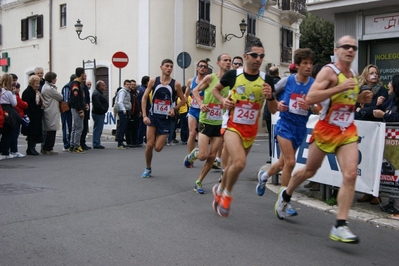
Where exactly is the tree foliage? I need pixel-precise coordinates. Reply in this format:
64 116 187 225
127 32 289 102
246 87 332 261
300 12 334 64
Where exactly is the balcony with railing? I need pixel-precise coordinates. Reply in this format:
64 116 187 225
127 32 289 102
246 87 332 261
278 0 307 24
196 21 216 49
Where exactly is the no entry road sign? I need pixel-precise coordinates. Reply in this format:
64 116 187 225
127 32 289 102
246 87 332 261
112 51 129 68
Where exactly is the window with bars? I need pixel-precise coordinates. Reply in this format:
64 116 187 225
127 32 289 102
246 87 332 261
21 15 43 41
281 27 293 63
196 0 215 48
60 4 67 27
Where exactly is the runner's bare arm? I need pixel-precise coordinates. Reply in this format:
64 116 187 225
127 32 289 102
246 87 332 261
193 74 211 112
212 82 234 110
306 68 356 105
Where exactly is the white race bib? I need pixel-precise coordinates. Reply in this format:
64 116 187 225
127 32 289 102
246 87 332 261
328 103 355 127
233 101 260 125
191 96 203 109
153 99 171 115
206 103 223 120
289 93 308 116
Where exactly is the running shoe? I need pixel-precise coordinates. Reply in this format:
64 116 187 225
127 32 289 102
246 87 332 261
286 203 298 217
256 170 267 196
194 181 205 194
10 152 25 158
217 194 233 218
117 145 127 150
275 186 288 220
141 168 152 178
329 225 359 244
183 148 198 168
212 159 221 169
212 184 220 213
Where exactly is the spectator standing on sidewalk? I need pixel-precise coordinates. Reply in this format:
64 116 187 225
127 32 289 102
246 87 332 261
69 67 87 154
126 79 141 147
9 82 27 158
116 80 132 149
80 79 91 150
178 86 190 145
21 75 43 156
41 71 63 155
91 80 109 149
0 74 18 159
137 76 150 147
61 74 75 151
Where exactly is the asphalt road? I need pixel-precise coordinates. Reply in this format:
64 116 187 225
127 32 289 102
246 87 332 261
0 137 398 265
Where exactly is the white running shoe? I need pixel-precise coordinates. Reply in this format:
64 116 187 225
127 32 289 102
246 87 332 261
329 225 359 244
275 187 288 220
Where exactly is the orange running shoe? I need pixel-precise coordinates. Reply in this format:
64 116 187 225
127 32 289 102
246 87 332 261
217 194 233 217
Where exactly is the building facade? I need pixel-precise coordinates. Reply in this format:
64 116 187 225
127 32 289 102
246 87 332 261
306 0 399 85
0 0 305 129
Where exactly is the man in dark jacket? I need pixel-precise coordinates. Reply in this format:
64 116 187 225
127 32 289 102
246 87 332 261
69 67 86 153
80 79 91 150
91 80 109 149
136 76 150 146
126 80 141 147
61 74 75 151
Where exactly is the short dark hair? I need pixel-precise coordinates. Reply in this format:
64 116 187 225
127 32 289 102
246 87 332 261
245 38 263 53
44 71 57 82
70 74 77 81
141 76 150 85
75 67 85 78
181 85 187 94
161 59 173 65
294 48 315 66
10 73 18 80
197 60 208 67
312 63 324 79
123 79 131 86
392 75 399 100
232 56 243 63
130 79 136 83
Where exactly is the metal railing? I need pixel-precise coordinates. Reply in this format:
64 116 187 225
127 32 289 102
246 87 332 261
281 45 292 63
279 0 307 15
196 20 216 48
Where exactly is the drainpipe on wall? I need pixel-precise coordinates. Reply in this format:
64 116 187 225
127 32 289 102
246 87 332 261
49 0 53 71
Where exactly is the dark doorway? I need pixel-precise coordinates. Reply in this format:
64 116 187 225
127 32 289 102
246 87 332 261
96 67 110 102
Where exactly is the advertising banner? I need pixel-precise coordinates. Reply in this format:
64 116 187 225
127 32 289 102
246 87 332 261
271 114 386 196
380 126 399 194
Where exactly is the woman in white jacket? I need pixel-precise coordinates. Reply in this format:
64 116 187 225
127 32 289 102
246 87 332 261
41 71 63 154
